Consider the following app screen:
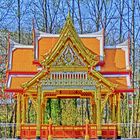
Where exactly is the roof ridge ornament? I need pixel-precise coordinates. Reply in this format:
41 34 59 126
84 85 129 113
67 11 71 20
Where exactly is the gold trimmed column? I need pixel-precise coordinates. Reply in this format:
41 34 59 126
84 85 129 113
44 98 48 124
117 93 121 139
21 94 26 124
112 95 116 123
85 119 89 140
90 96 96 124
36 83 42 139
93 103 96 124
48 118 53 140
41 92 45 124
25 96 28 122
42 98 48 124
41 104 44 124
16 94 21 139
95 86 102 139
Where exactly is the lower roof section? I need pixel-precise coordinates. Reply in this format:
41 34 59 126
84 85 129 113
9 77 33 89
101 48 129 71
106 77 128 89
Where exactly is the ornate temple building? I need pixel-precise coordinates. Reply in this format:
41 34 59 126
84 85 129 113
5 14 133 139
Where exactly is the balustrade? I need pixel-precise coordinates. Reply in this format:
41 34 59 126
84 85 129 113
50 72 87 80
42 72 96 90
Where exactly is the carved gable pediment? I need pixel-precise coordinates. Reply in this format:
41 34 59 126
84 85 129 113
42 14 99 68
52 43 86 67
21 14 116 92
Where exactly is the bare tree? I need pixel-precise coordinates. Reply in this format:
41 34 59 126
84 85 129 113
77 0 83 34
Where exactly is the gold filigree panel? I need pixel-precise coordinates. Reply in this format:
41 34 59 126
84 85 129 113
52 44 86 67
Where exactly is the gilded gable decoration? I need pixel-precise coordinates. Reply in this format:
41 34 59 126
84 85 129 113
52 44 86 67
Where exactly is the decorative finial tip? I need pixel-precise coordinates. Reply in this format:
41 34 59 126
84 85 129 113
67 11 71 20
68 10 70 16
66 11 73 25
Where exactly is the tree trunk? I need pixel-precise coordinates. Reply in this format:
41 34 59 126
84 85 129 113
130 0 135 137
18 0 21 43
43 0 48 32
72 0 75 23
77 0 83 34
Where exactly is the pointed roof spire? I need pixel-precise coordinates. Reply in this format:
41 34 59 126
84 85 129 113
67 10 71 19
60 12 75 35
66 11 73 24
42 12 99 67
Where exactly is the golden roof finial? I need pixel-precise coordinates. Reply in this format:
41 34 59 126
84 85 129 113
65 11 74 26
66 11 72 21
68 10 71 17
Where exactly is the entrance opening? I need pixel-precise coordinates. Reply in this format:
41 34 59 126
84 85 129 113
45 98 91 126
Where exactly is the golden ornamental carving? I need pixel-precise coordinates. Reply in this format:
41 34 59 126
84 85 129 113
52 45 86 67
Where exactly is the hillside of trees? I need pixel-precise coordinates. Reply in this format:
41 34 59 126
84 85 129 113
0 0 140 138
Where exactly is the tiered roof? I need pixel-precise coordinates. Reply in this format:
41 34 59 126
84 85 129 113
5 15 133 93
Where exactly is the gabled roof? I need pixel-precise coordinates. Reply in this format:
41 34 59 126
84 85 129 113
21 14 115 91
41 13 99 67
37 36 101 62
5 14 133 93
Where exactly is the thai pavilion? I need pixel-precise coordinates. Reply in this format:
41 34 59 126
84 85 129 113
5 14 133 139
